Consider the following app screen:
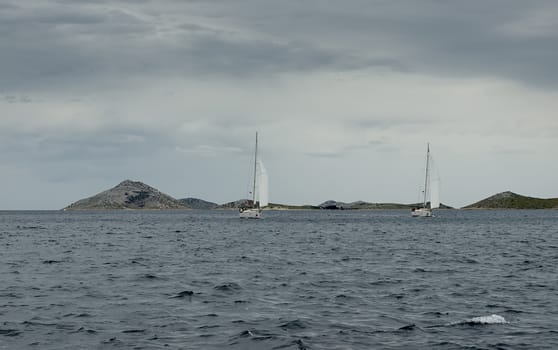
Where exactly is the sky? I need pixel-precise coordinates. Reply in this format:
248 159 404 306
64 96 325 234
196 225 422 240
1 0 558 210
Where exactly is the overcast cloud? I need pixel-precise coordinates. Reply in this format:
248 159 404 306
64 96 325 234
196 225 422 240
1 0 557 209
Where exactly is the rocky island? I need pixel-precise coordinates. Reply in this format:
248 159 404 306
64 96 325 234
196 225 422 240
178 198 219 210
64 180 188 210
463 191 558 209
63 180 556 211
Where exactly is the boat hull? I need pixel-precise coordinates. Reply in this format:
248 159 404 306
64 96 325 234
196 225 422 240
239 208 261 219
411 208 432 217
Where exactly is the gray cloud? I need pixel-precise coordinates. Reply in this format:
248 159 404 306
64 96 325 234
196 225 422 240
0 128 156 163
1 0 558 209
5 0 556 93
2 95 34 103
350 117 435 131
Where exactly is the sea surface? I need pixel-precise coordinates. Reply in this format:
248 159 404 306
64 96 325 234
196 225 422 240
1 209 557 349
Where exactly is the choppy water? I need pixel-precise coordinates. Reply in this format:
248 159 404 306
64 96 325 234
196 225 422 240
1 209 557 349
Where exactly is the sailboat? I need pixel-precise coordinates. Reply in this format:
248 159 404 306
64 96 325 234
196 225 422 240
411 143 440 217
239 132 269 219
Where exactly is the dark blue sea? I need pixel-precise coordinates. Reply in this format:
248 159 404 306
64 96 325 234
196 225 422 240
1 209 557 349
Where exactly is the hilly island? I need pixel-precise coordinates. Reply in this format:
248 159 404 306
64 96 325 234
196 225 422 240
63 180 557 210
64 180 187 210
463 191 558 209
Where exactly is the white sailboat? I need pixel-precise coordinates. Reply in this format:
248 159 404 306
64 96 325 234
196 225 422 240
411 143 440 217
239 132 269 219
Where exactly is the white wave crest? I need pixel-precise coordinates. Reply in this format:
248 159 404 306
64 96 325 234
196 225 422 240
467 314 508 324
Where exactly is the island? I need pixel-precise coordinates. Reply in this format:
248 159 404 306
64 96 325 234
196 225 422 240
63 180 556 211
463 191 558 209
64 180 188 210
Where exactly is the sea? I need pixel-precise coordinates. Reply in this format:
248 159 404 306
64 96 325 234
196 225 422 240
0 209 557 349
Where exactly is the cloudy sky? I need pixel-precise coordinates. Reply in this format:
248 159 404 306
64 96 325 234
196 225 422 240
1 0 557 209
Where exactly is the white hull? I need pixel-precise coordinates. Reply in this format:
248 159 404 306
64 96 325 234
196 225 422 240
411 207 432 217
239 208 261 219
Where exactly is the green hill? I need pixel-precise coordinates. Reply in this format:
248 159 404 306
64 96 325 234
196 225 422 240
464 191 558 209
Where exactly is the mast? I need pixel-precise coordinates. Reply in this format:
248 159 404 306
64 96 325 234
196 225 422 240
251 132 258 208
423 143 430 208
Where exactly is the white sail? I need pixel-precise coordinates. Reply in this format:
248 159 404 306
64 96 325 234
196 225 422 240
430 178 440 209
257 160 269 207
239 132 268 219
412 142 441 217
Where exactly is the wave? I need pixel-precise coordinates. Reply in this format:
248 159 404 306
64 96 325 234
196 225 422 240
0 328 21 337
121 329 146 333
16 225 46 230
397 323 418 331
279 319 307 330
213 282 242 292
42 260 63 264
229 328 277 343
425 314 509 329
171 290 194 298
452 314 508 326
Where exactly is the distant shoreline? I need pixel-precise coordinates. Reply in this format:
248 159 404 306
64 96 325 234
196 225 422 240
60 180 558 211
2 207 558 212
56 207 557 211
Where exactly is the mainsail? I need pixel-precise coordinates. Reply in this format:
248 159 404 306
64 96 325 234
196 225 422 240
428 154 440 209
412 143 441 217
256 160 269 208
239 132 269 219
430 178 440 209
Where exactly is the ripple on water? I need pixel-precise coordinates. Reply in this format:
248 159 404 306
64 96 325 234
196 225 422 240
171 290 194 298
1 210 556 349
121 329 146 333
0 328 21 337
213 282 242 292
446 314 509 327
279 319 307 330
229 329 280 346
